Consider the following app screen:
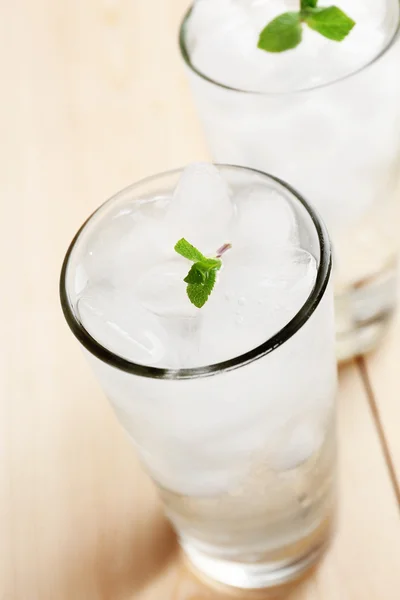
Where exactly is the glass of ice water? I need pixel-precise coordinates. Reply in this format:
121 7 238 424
179 0 400 361
60 164 336 590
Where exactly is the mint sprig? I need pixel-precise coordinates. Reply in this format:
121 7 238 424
258 1 355 53
174 238 231 308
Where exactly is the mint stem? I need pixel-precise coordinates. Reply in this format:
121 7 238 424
216 243 232 258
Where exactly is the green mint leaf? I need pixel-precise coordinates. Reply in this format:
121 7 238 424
301 0 318 9
258 12 302 53
199 257 222 270
174 238 207 263
184 264 207 285
203 268 217 296
187 269 217 309
187 284 209 309
304 6 355 41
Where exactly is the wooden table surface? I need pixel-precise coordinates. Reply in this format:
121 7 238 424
1 1 400 598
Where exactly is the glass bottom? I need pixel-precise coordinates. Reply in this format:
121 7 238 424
335 257 398 362
182 518 331 590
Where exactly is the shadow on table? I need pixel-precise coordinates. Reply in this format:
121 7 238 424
171 560 318 600
63 507 177 598
100 509 178 598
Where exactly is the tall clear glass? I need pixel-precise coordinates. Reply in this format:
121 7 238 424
179 1 400 361
60 166 336 590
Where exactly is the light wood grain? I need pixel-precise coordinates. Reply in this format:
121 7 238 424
362 310 400 495
1 1 400 599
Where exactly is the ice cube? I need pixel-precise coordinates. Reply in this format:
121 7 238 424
133 442 251 497
232 185 299 250
227 247 316 325
136 258 197 317
166 162 235 253
268 420 324 471
112 371 274 496
77 284 173 366
82 199 175 288
136 258 202 367
198 247 317 364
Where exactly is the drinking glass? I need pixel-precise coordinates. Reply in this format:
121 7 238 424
179 1 400 360
60 165 336 589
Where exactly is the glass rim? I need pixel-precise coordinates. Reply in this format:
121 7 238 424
179 4 400 96
59 164 332 381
